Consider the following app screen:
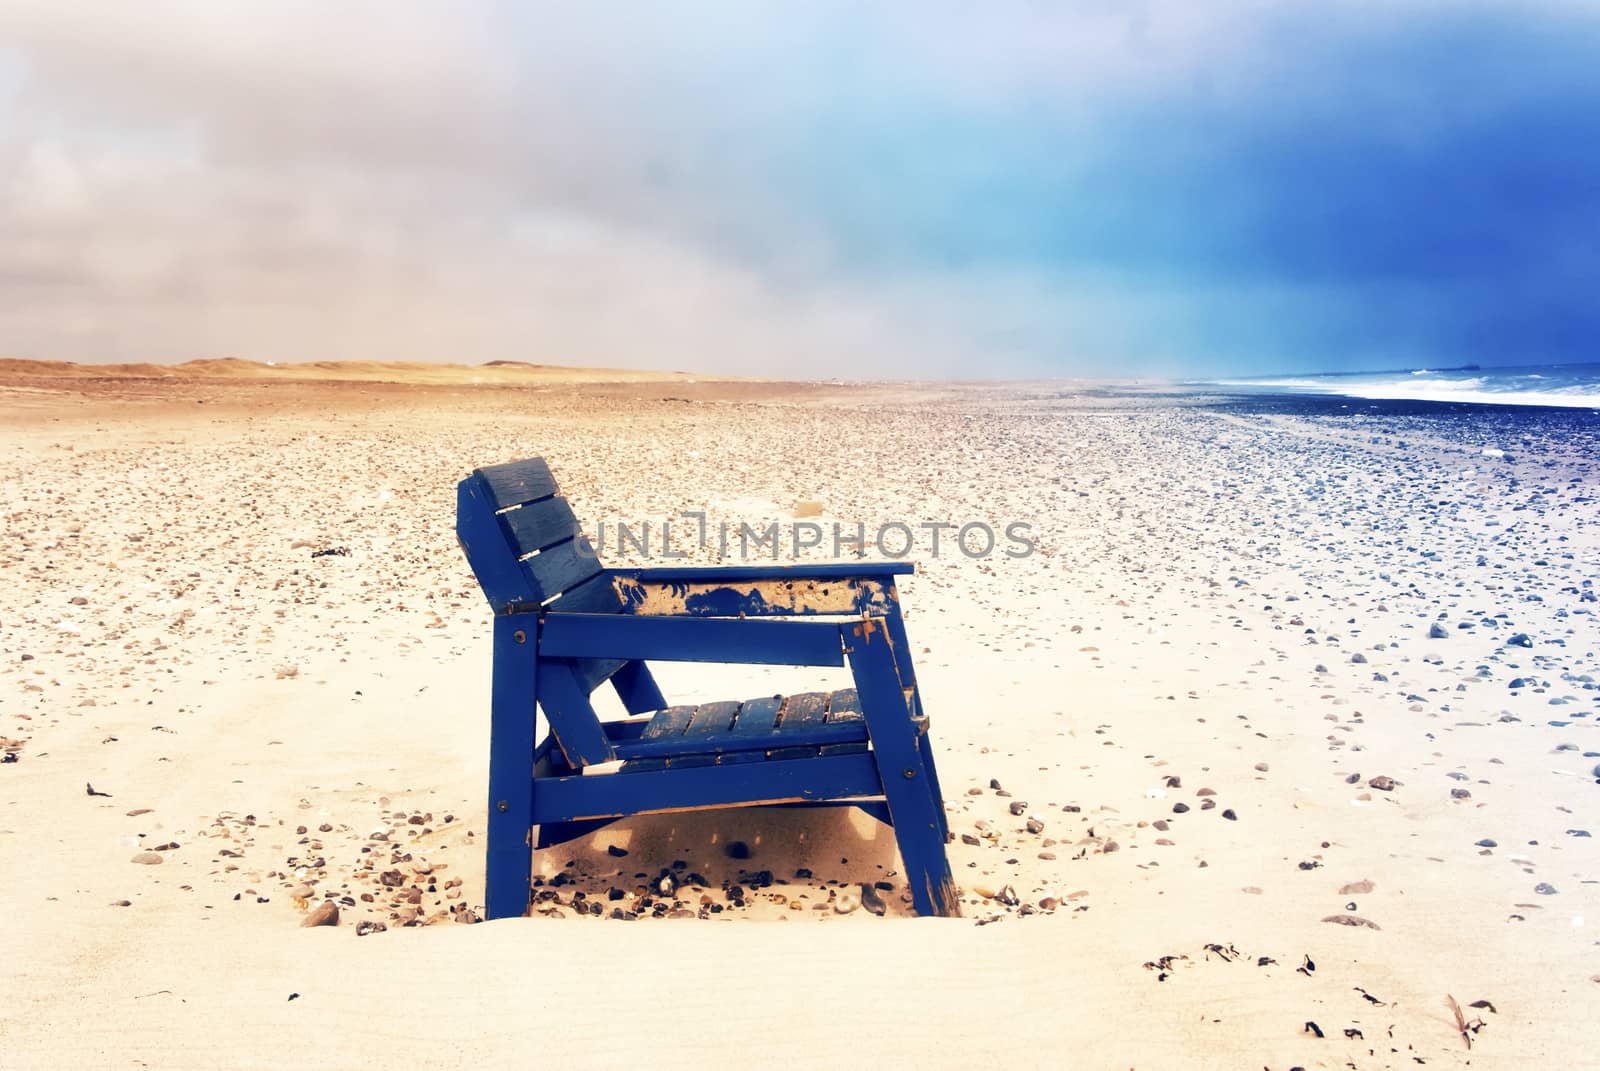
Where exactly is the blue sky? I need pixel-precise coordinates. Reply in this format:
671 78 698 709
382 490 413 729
1 1 1596 377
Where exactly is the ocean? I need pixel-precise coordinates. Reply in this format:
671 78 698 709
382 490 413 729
1211 361 1600 409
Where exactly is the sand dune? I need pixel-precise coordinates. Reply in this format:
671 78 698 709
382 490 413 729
0 355 711 385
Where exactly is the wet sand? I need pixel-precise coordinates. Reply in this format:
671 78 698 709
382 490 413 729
2 366 1597 1068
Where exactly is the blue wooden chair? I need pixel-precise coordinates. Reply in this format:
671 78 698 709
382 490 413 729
456 457 959 918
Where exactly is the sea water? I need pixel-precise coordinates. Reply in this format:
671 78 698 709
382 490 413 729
1212 361 1600 409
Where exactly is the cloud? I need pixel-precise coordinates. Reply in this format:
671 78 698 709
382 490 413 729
1 1 1597 375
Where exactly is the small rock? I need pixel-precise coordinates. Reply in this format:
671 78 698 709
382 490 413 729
1253 762 1269 772
1025 818 1045 835
355 919 386 936
833 893 859 915
1322 913 1381 930
1535 883 1558 895
994 884 1020 907
130 851 163 865
289 884 313 899
1476 838 1498 848
1339 879 1375 895
1222 809 1238 821
1172 802 1190 814
1429 622 1450 639
1368 775 1396 791
1507 633 1533 648
860 884 887 916
1008 801 1028 817
301 901 339 927
1451 788 1472 800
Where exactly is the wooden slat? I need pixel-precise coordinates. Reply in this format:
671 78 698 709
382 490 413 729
617 719 867 761
668 700 743 769
780 691 829 731
457 475 538 613
522 537 605 602
687 700 741 737
477 458 558 510
826 688 863 723
641 705 697 740
766 691 829 761
547 573 625 614
717 696 783 766
539 614 847 667
499 496 582 557
731 696 784 736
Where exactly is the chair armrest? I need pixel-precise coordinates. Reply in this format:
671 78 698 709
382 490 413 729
614 562 914 582
606 564 908 618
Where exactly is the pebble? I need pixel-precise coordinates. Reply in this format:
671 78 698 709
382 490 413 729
1339 879 1375 895
1253 762 1269 772
1322 913 1381 930
355 919 386 936
130 851 163 865
1025 818 1045 835
1008 801 1028 816
1429 622 1450 639
1367 775 1396 791
289 883 313 899
1450 788 1472 799
1221 809 1237 821
1172 802 1190 814
301 901 339 927
860 884 887 916
1476 838 1498 848
833 893 859 914
1535 883 1558 895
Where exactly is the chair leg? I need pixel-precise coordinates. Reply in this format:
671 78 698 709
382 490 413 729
846 619 961 917
486 614 539 920
612 659 667 714
883 605 949 841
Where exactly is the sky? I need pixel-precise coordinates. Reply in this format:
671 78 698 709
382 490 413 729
1 1 1597 378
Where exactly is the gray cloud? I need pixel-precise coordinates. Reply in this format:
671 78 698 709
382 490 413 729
2 1 1595 375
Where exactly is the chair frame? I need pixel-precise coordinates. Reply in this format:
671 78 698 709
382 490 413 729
457 461 959 919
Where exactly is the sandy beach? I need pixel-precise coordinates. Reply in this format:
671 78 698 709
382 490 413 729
2 362 1597 1069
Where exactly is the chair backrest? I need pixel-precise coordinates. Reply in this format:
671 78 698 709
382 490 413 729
456 457 625 615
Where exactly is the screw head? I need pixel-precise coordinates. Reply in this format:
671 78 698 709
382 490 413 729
903 767 916 780
497 800 509 812
513 630 526 644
